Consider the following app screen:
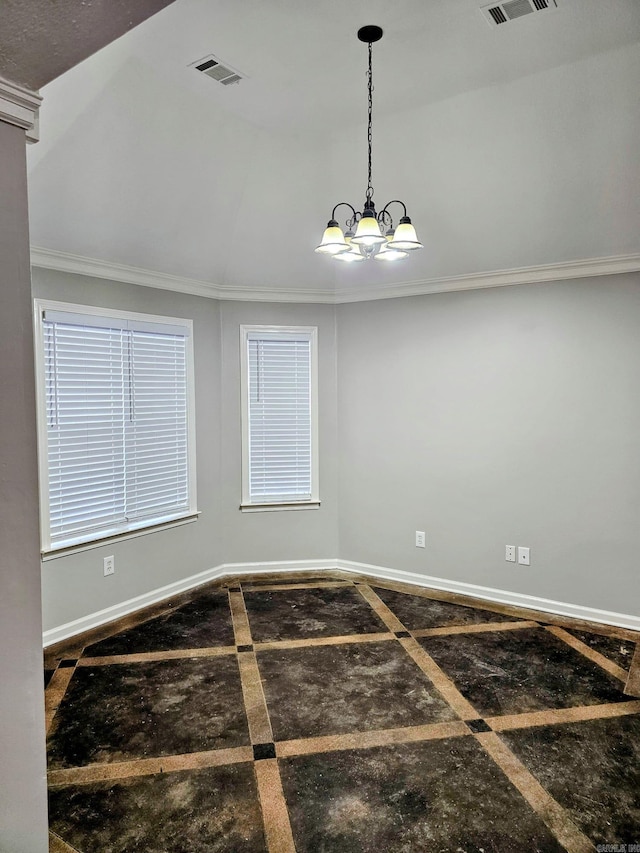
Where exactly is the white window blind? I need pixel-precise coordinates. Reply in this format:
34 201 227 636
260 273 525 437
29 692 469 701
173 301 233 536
244 328 317 505
40 307 194 550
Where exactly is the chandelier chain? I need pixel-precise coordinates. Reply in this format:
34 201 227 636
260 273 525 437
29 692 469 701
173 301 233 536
366 40 374 202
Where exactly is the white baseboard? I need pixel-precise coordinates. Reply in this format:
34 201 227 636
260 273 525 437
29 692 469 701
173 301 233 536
337 559 640 632
43 556 640 646
42 558 338 647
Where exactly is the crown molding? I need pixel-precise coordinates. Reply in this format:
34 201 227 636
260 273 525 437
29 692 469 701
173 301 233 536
0 76 42 143
30 246 335 303
31 246 640 305
333 253 640 303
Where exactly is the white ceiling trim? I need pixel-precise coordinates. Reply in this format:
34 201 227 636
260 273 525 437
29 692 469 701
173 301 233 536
30 246 335 303
0 75 41 142
31 246 640 305
333 254 640 303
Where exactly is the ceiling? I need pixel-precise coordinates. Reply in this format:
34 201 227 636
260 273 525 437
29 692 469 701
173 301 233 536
24 0 640 301
0 0 175 90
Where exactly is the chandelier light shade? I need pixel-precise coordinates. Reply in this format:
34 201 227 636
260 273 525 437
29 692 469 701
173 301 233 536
315 25 423 263
315 219 351 255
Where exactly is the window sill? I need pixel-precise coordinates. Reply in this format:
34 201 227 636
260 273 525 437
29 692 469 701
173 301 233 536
41 512 201 561
240 501 321 513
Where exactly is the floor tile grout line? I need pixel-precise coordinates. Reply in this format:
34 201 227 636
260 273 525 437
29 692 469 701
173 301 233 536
254 631 396 651
228 586 278 751
77 646 239 666
254 758 297 853
45 666 76 735
276 720 472 758
49 830 84 853
355 583 482 721
57 622 550 671
354 583 407 633
228 587 253 648
476 731 597 853
243 580 353 592
237 650 274 745
47 745 255 788
546 625 629 683
486 699 640 733
399 637 481 721
626 644 640 696
410 619 541 638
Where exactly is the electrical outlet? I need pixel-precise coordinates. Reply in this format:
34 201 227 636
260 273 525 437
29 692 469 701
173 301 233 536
415 531 426 548
517 546 530 566
505 545 516 562
103 555 115 576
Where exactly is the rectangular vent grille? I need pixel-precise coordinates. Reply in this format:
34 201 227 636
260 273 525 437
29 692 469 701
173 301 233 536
190 54 245 86
481 0 557 26
488 6 507 23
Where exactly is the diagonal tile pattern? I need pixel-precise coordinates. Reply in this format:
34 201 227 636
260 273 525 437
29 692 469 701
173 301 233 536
373 584 524 630
45 572 640 852
420 626 630 717
565 627 636 671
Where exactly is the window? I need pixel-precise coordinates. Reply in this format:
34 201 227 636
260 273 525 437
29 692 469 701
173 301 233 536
34 300 197 552
240 325 319 509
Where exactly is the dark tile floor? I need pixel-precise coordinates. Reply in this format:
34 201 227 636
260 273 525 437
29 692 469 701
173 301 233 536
565 627 636 671
258 640 456 741
44 573 640 852
243 586 388 642
48 656 250 769
373 585 523 630
420 627 629 717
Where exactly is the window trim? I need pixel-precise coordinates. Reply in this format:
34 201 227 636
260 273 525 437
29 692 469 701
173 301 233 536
239 324 319 511
33 299 198 553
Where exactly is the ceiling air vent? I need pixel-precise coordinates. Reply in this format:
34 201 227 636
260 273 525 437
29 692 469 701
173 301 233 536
481 0 558 27
190 54 245 86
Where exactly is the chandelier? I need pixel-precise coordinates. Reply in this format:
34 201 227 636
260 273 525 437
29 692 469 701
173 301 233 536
315 25 423 263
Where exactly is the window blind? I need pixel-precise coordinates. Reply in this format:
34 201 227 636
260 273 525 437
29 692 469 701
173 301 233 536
247 335 312 503
42 310 192 549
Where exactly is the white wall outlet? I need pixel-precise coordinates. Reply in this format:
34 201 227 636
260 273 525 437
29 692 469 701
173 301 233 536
505 545 516 562
415 530 426 548
517 546 530 566
103 555 115 576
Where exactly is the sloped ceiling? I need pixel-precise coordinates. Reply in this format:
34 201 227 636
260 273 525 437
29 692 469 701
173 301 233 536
26 0 640 301
0 0 176 89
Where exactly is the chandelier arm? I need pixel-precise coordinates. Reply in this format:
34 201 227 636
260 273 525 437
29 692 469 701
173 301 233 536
379 199 408 220
331 202 358 225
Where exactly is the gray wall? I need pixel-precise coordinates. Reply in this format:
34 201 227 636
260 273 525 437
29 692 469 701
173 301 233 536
32 272 338 632
337 275 640 616
0 122 48 852
35 268 640 635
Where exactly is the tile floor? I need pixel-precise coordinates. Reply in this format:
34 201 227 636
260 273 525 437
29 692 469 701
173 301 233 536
44 573 640 852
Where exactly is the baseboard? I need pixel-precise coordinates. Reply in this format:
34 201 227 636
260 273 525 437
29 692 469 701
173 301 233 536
42 558 338 646
336 559 640 632
43 556 640 646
